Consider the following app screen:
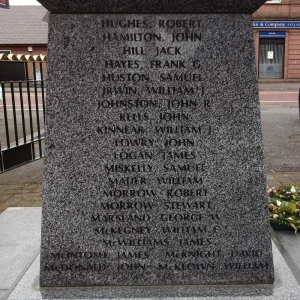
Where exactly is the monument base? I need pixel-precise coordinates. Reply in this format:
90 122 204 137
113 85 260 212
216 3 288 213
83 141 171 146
1 208 300 300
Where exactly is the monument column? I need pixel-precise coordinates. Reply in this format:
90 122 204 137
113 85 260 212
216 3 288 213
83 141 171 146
37 0 274 287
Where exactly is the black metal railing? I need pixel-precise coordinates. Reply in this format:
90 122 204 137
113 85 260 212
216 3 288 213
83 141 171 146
0 56 47 173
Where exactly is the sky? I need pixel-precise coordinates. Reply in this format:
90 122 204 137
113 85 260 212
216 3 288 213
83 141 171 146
10 0 41 5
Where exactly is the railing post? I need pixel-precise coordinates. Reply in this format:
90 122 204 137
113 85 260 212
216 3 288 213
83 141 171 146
0 56 47 172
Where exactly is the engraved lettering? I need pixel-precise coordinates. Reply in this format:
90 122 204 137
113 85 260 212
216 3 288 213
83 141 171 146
155 46 182 56
104 60 140 69
102 86 137 95
115 138 154 147
92 202 154 211
102 238 169 247
113 151 153 160
97 125 146 135
104 164 153 175
103 189 157 198
145 86 195 95
164 138 194 147
179 238 212 246
102 33 162 42
224 262 270 270
160 213 203 222
160 73 201 82
94 226 150 235
158 263 214 271
157 176 202 185
118 263 148 271
117 251 150 259
150 60 186 69
108 176 147 186
162 201 211 209
166 249 221 259
172 32 202 42
230 249 263 258
50 252 107 260
43 264 107 272
166 189 207 197
122 47 145 55
119 112 150 121
102 73 149 82
158 19 201 29
163 163 205 172
102 19 148 29
98 99 158 109
160 113 190 122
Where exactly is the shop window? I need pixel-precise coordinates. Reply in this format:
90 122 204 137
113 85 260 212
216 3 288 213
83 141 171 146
0 50 11 55
259 38 284 79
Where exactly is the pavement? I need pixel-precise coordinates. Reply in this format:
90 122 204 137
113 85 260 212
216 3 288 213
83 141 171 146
0 82 300 214
0 160 43 214
259 82 300 91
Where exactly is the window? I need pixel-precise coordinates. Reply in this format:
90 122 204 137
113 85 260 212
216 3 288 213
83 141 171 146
259 38 285 79
0 50 11 55
265 0 281 3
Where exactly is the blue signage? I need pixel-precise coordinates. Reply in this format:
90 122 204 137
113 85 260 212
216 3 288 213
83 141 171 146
253 21 300 29
259 31 286 38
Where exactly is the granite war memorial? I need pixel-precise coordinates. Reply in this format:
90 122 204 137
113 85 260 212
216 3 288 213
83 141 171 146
37 0 274 287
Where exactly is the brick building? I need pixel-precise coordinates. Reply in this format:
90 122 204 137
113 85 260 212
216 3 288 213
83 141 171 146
0 6 48 81
253 0 300 81
0 6 48 57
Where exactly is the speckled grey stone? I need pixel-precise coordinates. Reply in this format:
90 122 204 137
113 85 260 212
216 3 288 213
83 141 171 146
37 0 266 14
8 244 300 299
40 12 274 287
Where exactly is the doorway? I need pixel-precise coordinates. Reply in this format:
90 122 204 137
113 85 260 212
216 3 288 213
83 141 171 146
259 38 285 79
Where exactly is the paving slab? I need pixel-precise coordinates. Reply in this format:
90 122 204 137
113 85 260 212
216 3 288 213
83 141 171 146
0 160 43 185
0 208 41 300
272 230 300 285
0 293 6 300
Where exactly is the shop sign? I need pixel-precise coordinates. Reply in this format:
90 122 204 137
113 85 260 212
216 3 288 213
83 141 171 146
0 0 9 9
259 31 286 38
254 21 300 29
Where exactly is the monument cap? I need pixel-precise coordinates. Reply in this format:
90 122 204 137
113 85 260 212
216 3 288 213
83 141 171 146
37 0 267 14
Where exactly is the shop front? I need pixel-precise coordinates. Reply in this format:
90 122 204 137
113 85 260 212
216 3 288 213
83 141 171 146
254 21 300 81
